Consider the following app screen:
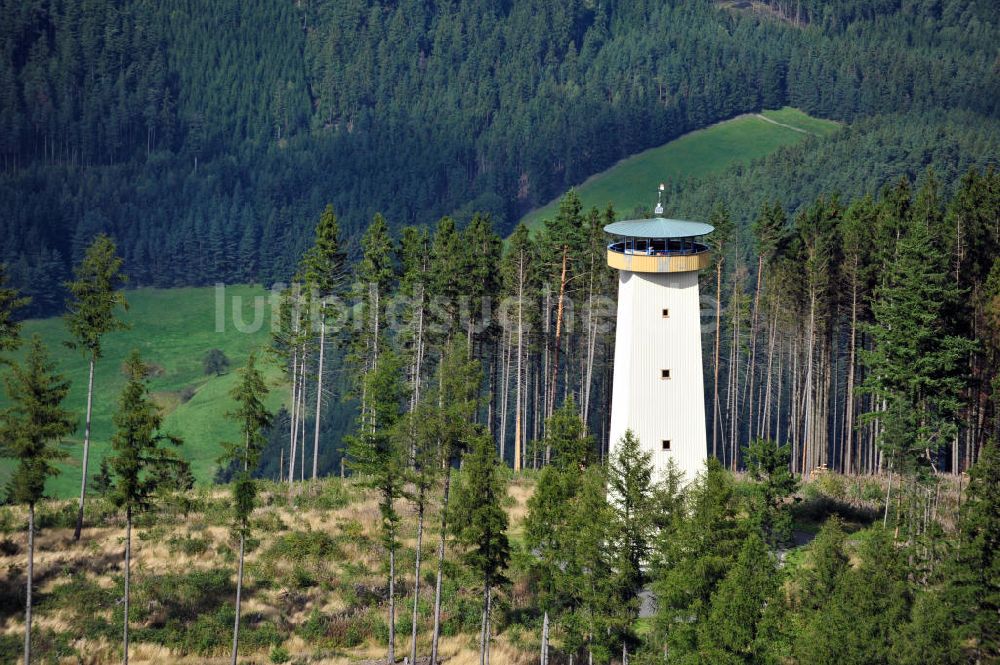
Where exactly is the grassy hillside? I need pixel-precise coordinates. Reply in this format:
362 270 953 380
520 108 840 230
0 286 287 498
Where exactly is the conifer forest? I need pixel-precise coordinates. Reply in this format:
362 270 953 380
0 1 999 664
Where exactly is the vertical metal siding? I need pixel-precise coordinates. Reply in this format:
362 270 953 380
608 270 708 484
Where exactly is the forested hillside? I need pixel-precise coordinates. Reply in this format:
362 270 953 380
2 0 998 316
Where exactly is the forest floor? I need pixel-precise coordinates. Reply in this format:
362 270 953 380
518 107 840 231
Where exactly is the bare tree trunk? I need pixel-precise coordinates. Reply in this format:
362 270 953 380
411 287 426 413
713 262 722 457
883 465 893 527
313 317 326 480
543 287 551 435
231 532 245 665
803 291 816 475
775 335 784 445
500 329 511 461
24 503 34 665
389 546 396 664
583 258 597 424
791 336 799 473
431 465 452 664
845 275 858 473
745 255 763 445
547 248 569 425
484 585 492 665
298 363 307 483
728 280 741 470
124 506 132 665
761 307 777 440
514 272 524 472
540 610 549 665
409 498 425 665
479 581 490 665
74 357 96 541
288 348 299 487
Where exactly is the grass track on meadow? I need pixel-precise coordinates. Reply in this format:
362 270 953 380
520 107 840 231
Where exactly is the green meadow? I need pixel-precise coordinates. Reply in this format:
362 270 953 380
520 107 840 230
0 285 287 498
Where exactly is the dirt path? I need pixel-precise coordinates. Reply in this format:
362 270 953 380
755 113 813 135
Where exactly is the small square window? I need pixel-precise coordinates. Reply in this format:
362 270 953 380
662 440 671 451
661 369 671 379
662 308 670 318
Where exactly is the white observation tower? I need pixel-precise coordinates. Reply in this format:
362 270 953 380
605 186 714 483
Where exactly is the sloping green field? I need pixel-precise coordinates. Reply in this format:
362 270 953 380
520 108 840 230
0 286 287 498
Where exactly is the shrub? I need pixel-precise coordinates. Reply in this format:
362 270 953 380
309 481 352 510
810 472 847 500
254 511 288 534
0 629 75 662
266 529 342 562
270 645 290 663
203 348 230 376
241 618 284 653
167 534 210 556
36 502 77 529
43 574 116 614
179 385 197 403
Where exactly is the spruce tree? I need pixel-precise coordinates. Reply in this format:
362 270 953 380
459 213 501 346
564 464 616 663
701 533 780 663
430 341 482 664
301 204 345 480
1 336 75 665
398 225 431 412
500 223 538 471
107 350 186 665
450 432 510 665
0 263 28 353
64 234 129 540
606 430 661 655
524 397 595 662
541 190 585 421
653 458 744 658
745 438 798 547
708 203 734 459
346 349 407 665
429 217 463 333
949 438 1000 661
399 400 439 665
799 517 849 612
861 211 974 479
795 529 910 665
223 352 273 665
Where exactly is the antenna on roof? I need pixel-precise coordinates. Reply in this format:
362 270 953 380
654 182 665 216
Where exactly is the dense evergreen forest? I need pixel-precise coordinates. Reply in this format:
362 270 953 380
2 0 999 316
1 2 999 661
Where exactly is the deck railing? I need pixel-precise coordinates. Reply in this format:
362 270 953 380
606 240 710 273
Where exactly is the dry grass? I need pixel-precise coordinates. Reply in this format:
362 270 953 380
0 476 540 663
